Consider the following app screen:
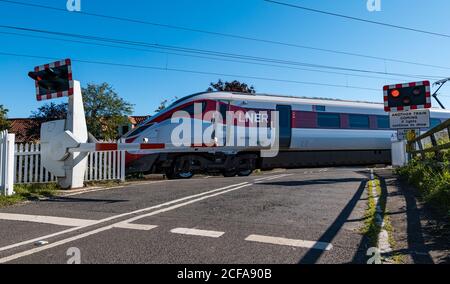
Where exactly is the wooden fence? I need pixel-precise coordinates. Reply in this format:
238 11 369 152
407 119 450 160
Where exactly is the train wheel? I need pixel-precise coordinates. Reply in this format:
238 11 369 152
223 170 237 178
178 171 194 179
164 169 178 180
237 169 253 177
236 156 256 177
168 157 195 179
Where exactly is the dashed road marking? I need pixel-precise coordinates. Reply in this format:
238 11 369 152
0 183 252 263
245 234 333 251
0 182 248 253
0 213 97 227
0 173 295 263
170 228 225 238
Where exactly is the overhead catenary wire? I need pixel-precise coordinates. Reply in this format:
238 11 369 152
0 30 437 83
0 51 381 92
264 0 450 39
0 25 444 81
1 0 450 71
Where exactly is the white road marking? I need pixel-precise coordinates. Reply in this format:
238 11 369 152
0 213 97 227
245 234 333 251
62 180 168 197
0 183 252 263
170 228 224 238
0 226 114 263
113 223 157 231
0 173 294 262
0 182 248 253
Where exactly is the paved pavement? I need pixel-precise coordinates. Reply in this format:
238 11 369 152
0 167 372 264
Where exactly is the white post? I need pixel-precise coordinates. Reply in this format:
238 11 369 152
119 138 126 182
0 131 5 194
391 140 408 167
120 151 126 182
5 133 15 196
58 81 89 189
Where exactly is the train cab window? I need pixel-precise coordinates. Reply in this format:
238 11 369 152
349 114 370 129
180 101 207 116
317 113 340 128
377 116 390 129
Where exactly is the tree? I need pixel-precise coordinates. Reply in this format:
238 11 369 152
27 102 68 141
82 83 134 140
155 99 168 113
0 105 10 131
207 79 256 94
154 97 179 113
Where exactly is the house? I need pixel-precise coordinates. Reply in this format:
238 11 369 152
7 118 39 143
118 116 151 137
8 115 151 142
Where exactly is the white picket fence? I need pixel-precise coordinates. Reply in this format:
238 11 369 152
14 143 56 184
0 130 15 196
14 142 126 184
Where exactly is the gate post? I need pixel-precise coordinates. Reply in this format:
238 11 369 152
58 81 89 189
5 133 15 196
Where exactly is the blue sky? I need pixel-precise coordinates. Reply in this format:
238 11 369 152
1 0 450 117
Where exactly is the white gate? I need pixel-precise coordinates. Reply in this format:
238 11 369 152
14 142 126 185
0 130 15 196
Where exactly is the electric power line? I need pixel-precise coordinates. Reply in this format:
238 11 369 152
0 51 382 92
0 25 444 81
265 0 450 39
1 0 450 71
0 30 415 82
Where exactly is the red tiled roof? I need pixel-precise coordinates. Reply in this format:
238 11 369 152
129 116 150 125
7 118 37 142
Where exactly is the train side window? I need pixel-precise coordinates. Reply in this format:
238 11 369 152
430 118 442 128
349 114 370 129
317 113 340 128
377 116 390 129
219 103 228 121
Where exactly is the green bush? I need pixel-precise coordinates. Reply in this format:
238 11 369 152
397 158 450 216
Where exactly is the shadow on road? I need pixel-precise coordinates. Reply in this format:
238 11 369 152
376 172 438 264
298 179 367 264
44 196 128 204
259 178 365 187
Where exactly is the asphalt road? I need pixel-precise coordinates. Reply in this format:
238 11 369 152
0 167 372 264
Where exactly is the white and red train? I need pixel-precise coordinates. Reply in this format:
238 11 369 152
123 91 450 178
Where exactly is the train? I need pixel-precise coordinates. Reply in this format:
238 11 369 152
123 91 450 179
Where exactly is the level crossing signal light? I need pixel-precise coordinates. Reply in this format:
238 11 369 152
28 59 74 101
383 81 431 112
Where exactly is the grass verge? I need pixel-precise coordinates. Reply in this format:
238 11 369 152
396 157 450 217
361 180 383 248
360 178 402 263
0 183 59 208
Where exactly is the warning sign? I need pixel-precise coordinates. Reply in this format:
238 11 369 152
397 129 420 141
389 109 430 129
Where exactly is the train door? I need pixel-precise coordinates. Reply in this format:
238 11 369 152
276 105 292 148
